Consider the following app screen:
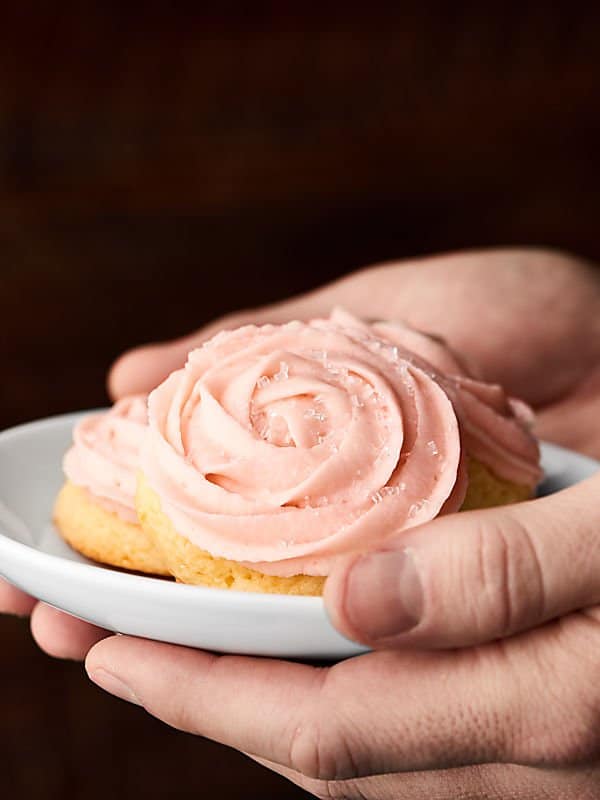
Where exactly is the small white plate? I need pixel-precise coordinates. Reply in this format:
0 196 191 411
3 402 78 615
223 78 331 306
0 413 597 660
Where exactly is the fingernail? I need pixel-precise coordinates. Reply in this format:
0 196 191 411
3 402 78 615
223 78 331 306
89 668 141 706
343 548 424 641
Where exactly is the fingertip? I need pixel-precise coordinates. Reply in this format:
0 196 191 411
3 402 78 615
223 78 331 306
324 546 425 649
85 635 177 680
0 580 37 617
107 345 162 400
31 603 109 660
84 632 126 674
108 337 203 400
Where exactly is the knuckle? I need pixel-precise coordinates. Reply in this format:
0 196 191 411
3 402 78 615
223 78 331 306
288 716 350 782
471 515 546 638
287 674 362 782
287 718 329 780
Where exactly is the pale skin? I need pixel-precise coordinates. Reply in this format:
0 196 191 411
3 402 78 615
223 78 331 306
3 248 600 799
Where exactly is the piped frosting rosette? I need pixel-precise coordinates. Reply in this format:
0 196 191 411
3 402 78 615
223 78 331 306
64 395 148 524
141 316 541 578
330 309 542 490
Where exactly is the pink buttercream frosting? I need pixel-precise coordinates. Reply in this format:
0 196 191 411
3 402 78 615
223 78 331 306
329 309 541 488
141 314 541 577
63 395 148 524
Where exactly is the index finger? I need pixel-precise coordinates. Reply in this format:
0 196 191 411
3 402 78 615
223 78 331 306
0 578 36 616
85 620 594 782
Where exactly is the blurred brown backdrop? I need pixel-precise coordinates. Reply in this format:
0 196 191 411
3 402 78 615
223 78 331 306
2 4 599 798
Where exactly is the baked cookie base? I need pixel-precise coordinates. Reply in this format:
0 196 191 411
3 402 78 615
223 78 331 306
460 459 532 510
54 481 170 576
136 459 533 596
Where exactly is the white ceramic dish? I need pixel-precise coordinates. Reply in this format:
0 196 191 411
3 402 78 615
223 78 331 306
0 412 597 660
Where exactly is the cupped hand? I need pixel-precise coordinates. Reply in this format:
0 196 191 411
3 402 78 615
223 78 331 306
3 247 600 797
4 248 599 638
84 471 600 798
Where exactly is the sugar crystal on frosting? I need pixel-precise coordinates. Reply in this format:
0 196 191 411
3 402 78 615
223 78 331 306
327 364 348 379
304 407 326 422
409 499 429 518
274 361 289 381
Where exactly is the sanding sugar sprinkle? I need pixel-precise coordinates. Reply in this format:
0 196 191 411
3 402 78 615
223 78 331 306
427 440 439 456
408 499 429 518
371 485 403 503
273 361 289 381
304 407 326 422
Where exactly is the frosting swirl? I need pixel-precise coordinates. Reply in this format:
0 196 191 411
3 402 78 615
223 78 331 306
142 315 541 578
329 309 541 488
64 395 147 523
329 307 473 378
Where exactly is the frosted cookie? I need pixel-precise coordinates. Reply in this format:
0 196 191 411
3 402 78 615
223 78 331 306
137 316 541 595
54 396 169 575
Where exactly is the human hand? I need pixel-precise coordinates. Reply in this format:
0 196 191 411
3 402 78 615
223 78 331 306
108 247 600 456
4 247 599 643
2 248 600 796
83 469 600 799
0 571 107 658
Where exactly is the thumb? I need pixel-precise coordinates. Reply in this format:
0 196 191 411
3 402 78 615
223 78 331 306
324 472 600 649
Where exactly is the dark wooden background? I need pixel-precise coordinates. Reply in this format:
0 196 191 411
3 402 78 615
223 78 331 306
2 4 599 798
